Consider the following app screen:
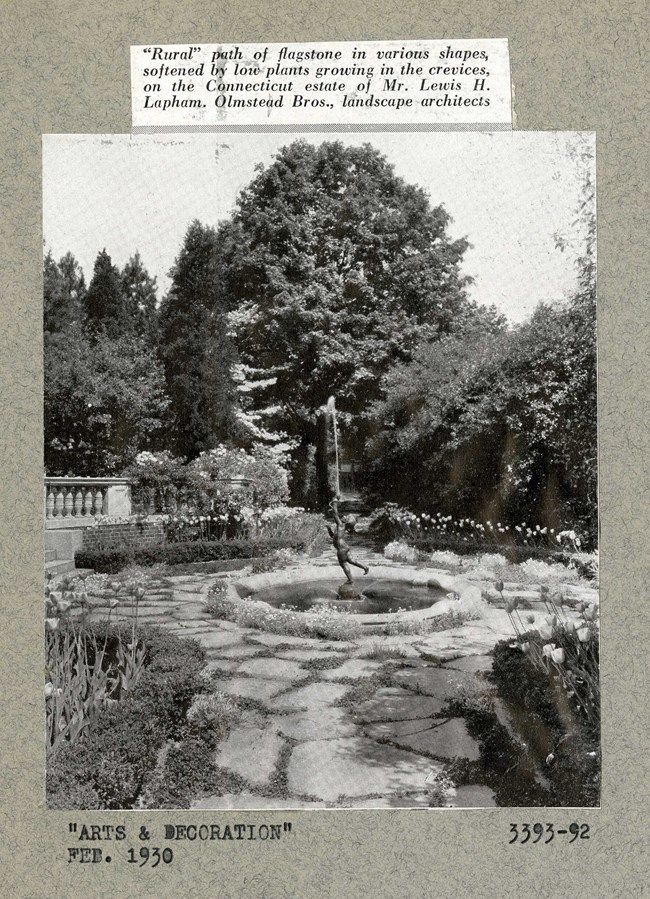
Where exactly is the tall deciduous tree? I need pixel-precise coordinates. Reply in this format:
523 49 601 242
218 140 473 502
158 220 238 460
44 329 169 476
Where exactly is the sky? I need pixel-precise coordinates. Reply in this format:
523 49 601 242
42 131 594 324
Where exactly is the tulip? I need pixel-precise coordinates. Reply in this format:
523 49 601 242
109 598 120 609
44 683 54 698
520 642 530 653
538 625 553 640
542 643 555 657
111 582 121 593
551 647 565 664
495 580 504 593
45 618 59 631
577 626 590 642
526 614 535 624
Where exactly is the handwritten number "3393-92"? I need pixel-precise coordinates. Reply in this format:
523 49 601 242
509 823 590 844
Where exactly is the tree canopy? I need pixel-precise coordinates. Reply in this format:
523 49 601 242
219 140 473 432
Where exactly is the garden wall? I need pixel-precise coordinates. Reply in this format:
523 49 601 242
81 520 165 552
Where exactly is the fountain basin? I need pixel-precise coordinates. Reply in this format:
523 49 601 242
228 564 483 626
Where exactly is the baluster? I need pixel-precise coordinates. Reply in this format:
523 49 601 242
94 487 104 517
83 486 94 517
54 487 65 518
73 488 83 517
45 487 54 520
63 487 74 519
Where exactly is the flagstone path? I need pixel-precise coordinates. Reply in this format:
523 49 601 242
83 556 596 810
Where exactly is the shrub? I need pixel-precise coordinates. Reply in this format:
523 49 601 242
383 541 418 563
75 537 306 574
255 509 328 555
46 624 207 809
187 692 241 743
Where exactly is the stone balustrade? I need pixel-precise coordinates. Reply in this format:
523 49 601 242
44 478 132 529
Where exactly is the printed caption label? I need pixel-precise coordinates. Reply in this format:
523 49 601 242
131 40 512 129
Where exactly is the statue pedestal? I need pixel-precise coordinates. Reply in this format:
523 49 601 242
337 582 362 601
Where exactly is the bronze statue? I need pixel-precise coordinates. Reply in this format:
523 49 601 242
327 498 369 584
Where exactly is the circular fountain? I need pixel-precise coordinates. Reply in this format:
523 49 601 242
229 564 481 628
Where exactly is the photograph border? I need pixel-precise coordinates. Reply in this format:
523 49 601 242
2 1 648 896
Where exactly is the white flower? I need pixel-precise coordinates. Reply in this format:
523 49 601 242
551 647 565 664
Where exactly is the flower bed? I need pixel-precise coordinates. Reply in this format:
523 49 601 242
370 503 593 558
46 622 213 809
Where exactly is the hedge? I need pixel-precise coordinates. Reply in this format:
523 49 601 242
75 537 306 574
46 623 208 810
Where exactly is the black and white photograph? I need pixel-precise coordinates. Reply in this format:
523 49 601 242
42 130 598 811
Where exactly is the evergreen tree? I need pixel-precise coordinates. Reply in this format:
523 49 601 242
158 220 238 459
83 249 132 339
43 251 85 334
121 251 159 348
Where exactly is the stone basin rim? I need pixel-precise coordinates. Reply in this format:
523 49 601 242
227 564 483 624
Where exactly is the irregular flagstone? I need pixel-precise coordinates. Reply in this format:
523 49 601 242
192 792 326 810
172 607 210 622
451 784 497 808
277 707 357 741
352 687 446 722
220 677 289 703
287 737 441 801
320 659 384 681
159 623 213 635
215 620 260 635
365 717 480 761
442 654 493 675
391 665 473 698
202 659 240 675
191 630 246 650
114 606 169 621
269 682 349 711
235 657 310 683
248 632 338 649
215 722 284 788
215 644 268 660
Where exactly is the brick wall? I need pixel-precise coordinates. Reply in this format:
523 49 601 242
82 520 165 551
